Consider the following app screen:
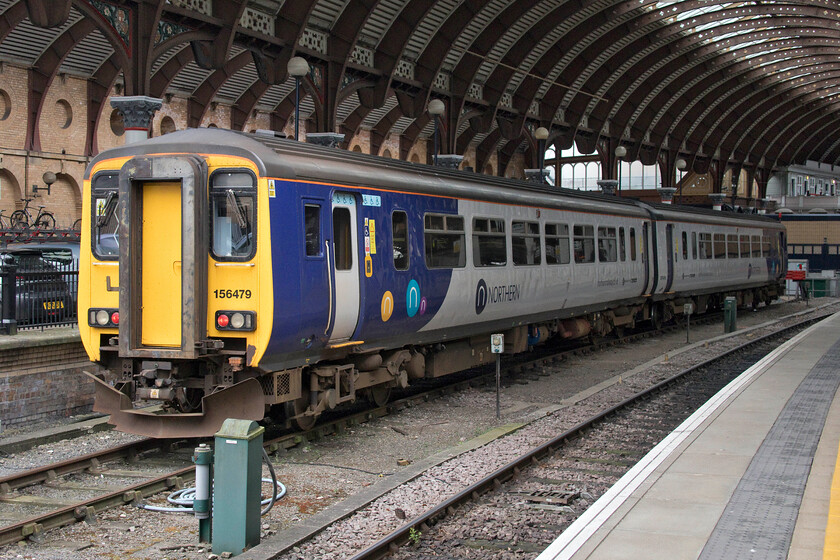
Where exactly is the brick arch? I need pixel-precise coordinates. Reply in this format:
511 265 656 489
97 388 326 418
0 169 22 219
48 172 81 229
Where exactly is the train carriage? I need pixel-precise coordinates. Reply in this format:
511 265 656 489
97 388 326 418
79 128 786 437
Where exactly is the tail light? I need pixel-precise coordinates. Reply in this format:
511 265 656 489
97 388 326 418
215 311 256 331
89 308 119 327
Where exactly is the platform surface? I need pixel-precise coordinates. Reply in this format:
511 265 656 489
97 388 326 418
538 312 840 560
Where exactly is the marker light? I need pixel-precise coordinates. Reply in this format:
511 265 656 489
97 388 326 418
215 311 256 331
96 310 110 325
88 308 119 328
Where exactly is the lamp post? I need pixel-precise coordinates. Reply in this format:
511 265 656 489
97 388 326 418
287 57 309 141
676 158 686 204
615 145 627 194
535 126 549 184
428 99 445 166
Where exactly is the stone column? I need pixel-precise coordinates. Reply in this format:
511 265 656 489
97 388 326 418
524 168 550 184
708 193 726 211
306 132 345 148
110 96 162 145
658 187 677 204
597 179 618 195
436 154 464 169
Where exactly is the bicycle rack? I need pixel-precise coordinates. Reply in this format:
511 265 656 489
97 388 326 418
0 228 81 246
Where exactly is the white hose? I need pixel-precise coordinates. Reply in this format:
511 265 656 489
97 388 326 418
137 448 285 515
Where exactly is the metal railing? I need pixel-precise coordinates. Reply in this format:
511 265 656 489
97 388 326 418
1 258 78 334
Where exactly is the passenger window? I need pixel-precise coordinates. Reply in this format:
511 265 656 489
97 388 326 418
545 223 570 264
630 228 637 261
574 225 595 264
751 235 762 257
211 171 256 260
681 232 688 260
333 207 352 270
700 233 713 259
92 173 119 260
473 218 507 267
727 234 739 259
619 228 626 261
713 233 726 259
392 211 409 270
424 214 465 268
762 235 770 257
692 232 697 259
304 204 321 257
740 235 750 259
512 221 541 266
597 227 617 263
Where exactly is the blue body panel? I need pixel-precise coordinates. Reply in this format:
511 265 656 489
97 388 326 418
266 179 457 361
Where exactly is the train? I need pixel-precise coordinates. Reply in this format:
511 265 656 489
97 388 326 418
79 128 787 437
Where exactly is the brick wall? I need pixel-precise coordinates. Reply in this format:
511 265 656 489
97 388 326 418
0 337 98 430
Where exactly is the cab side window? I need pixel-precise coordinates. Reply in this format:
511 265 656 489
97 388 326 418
304 204 321 257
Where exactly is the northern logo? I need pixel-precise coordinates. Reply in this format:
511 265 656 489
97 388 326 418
475 279 488 315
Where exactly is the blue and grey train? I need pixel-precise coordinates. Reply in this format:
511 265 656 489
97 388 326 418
78 128 786 437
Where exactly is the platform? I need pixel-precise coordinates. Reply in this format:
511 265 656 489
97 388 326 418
538 311 840 560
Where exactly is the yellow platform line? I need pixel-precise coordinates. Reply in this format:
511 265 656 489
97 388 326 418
824 439 840 558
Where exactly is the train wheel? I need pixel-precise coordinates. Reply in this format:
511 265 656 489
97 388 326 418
366 386 391 407
613 326 625 339
285 398 317 431
651 303 664 330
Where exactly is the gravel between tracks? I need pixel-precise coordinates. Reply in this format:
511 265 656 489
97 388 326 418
0 298 835 560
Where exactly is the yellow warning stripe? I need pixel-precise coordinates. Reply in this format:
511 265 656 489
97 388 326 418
823 441 840 558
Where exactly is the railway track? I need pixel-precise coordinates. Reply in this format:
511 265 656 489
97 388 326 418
0 304 820 549
277 312 827 560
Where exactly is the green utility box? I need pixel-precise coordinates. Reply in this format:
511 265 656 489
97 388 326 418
212 419 265 556
724 296 737 333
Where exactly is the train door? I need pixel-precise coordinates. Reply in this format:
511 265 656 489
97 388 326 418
141 182 182 346
328 192 361 342
642 222 651 294
664 224 674 292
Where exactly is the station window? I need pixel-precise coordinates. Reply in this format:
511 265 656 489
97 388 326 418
92 172 119 260
392 211 409 270
630 228 637 261
473 217 507 267
619 228 626 261
692 232 698 259
424 214 465 268
304 204 321 257
727 234 739 259
545 223 570 264
713 233 726 259
597 227 617 263
211 171 256 260
699 233 713 259
681 231 688 260
333 208 353 270
740 235 750 259
574 225 595 264
751 235 762 257
512 221 541 266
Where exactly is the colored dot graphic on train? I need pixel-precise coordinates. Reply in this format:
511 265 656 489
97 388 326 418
381 291 394 322
406 280 421 317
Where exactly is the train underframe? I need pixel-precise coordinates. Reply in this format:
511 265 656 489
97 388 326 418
91 283 783 437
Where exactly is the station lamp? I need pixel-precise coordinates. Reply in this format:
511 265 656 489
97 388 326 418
676 158 687 203
287 57 310 141
535 127 549 183
615 145 627 194
428 99 445 166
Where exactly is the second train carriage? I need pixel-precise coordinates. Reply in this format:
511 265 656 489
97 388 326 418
78 129 786 437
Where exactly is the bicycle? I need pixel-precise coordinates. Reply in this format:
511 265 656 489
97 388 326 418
11 197 56 230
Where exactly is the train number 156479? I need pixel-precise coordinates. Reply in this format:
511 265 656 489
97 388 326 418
214 289 252 299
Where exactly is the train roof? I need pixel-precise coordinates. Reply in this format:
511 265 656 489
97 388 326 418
87 128 783 229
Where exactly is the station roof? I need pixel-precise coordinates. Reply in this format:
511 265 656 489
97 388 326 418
2 0 839 179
